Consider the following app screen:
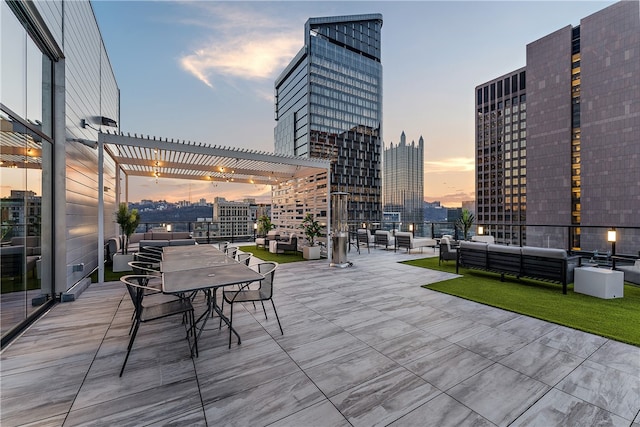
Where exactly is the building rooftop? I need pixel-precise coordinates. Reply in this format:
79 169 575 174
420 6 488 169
2 249 638 425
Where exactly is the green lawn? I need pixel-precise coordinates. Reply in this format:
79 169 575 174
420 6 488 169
402 257 640 346
236 245 306 264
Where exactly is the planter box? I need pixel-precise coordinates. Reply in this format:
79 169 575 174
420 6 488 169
112 253 134 272
303 245 321 260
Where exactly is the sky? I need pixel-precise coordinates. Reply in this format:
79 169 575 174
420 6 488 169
92 0 614 207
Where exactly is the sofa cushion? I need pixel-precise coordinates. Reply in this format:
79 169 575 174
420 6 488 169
168 239 196 246
129 233 144 244
151 232 173 240
139 239 170 248
171 232 191 239
521 246 567 260
459 241 489 251
488 244 521 255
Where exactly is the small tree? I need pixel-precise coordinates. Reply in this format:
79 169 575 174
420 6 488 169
256 214 274 237
116 203 140 254
300 213 323 246
455 208 475 241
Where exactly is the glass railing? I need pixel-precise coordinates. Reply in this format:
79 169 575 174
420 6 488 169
128 220 640 258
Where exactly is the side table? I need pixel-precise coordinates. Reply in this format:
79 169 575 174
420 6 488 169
574 267 623 299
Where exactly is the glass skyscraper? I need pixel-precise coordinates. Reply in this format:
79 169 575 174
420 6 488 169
274 14 383 222
383 132 424 228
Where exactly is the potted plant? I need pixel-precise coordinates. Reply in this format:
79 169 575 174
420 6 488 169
256 214 274 237
113 203 140 272
455 208 475 241
300 213 323 260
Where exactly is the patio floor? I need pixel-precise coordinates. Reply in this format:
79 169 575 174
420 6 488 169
2 247 639 426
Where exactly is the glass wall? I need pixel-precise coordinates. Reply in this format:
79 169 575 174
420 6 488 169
1 1 54 343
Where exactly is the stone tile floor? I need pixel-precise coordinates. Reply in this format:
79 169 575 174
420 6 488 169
1 247 639 426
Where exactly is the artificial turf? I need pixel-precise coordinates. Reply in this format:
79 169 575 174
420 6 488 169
236 245 306 264
402 257 640 347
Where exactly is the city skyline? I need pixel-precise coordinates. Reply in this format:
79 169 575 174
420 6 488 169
92 1 614 207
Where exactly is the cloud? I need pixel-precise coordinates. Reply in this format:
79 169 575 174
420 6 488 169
425 157 475 173
177 3 300 89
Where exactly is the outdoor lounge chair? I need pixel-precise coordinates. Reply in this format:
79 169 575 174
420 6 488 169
374 230 395 249
276 234 298 254
356 229 375 253
439 237 458 265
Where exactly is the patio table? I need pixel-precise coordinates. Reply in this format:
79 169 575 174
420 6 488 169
161 245 263 346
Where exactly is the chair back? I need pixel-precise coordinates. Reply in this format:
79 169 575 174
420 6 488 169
441 237 451 252
225 246 238 259
255 262 277 298
120 275 159 318
357 229 371 245
237 252 252 266
135 252 162 264
219 241 230 252
128 260 160 275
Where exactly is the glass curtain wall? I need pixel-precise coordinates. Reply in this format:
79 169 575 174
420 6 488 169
1 0 54 343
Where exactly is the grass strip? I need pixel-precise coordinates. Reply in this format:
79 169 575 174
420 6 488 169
236 245 306 264
402 257 640 346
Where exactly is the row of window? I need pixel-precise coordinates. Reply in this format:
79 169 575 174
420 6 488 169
477 70 526 105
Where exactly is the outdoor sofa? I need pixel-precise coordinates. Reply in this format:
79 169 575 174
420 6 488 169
616 260 640 285
456 241 580 294
394 231 437 253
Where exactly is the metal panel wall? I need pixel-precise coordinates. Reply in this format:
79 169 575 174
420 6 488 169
35 0 119 289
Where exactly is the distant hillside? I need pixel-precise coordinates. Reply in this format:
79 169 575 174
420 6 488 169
134 205 213 223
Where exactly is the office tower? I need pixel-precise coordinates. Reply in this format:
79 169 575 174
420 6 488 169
476 1 639 252
526 0 639 252
274 14 383 224
383 132 424 229
475 68 527 246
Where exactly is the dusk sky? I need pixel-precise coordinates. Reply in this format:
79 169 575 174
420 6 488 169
92 0 613 207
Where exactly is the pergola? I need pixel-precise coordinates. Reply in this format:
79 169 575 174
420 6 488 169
96 131 333 282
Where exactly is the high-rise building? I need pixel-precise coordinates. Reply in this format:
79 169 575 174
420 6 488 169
475 68 527 246
383 132 424 228
476 1 639 252
274 14 383 224
526 0 639 252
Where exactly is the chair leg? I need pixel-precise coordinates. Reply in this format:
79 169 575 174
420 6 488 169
228 302 234 349
261 301 267 319
120 320 140 377
270 299 283 335
190 309 198 357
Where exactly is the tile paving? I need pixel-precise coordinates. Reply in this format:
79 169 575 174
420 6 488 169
1 247 639 426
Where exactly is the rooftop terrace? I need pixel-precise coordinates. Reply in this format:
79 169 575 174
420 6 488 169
2 249 639 426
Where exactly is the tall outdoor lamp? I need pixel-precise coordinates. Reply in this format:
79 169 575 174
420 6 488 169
409 223 414 236
607 228 617 256
478 226 484 235
253 222 257 239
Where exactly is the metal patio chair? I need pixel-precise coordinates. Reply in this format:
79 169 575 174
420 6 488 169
119 275 197 376
222 262 283 348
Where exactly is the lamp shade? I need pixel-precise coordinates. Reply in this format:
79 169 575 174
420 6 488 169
607 230 617 242
478 226 484 235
